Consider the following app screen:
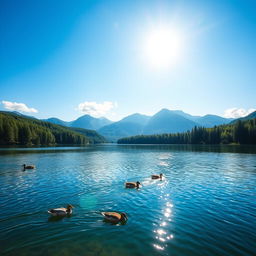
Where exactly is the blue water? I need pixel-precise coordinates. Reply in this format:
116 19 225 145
0 145 255 256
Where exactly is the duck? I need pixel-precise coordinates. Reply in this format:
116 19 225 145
101 211 128 224
151 173 163 180
47 204 74 217
23 164 35 170
125 181 141 188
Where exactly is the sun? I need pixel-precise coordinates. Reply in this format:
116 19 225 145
143 27 183 69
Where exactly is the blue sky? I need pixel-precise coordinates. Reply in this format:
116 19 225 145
0 0 255 121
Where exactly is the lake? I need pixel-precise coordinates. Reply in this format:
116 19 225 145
0 144 255 256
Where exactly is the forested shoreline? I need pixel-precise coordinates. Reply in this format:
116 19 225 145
0 112 104 146
117 118 256 145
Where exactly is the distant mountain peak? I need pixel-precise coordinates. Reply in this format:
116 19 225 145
12 108 240 143
70 114 112 130
44 114 112 130
120 113 151 123
158 108 171 113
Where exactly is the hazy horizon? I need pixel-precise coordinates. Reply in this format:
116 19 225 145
0 107 244 123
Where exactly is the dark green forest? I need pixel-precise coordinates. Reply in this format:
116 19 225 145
0 112 105 146
117 118 256 145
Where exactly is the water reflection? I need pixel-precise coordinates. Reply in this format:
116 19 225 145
159 161 169 167
152 179 174 253
48 215 70 222
0 145 255 256
1 144 256 156
159 153 173 160
118 144 256 154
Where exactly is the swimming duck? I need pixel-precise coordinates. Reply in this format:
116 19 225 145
101 212 128 224
151 173 163 180
125 181 141 188
47 204 74 216
23 164 35 170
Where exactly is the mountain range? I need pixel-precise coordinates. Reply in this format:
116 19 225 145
43 115 112 130
2 109 256 145
4 108 256 142
43 108 236 142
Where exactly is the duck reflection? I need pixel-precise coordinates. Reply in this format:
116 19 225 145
48 215 72 222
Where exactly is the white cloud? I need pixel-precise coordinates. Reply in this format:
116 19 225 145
2 100 38 113
224 108 256 118
77 101 117 117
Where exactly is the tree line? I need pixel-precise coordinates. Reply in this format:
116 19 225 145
0 112 90 145
117 118 256 145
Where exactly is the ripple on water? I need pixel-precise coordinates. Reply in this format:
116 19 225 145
0 145 256 256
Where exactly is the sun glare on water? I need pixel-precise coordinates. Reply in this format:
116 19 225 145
143 27 183 69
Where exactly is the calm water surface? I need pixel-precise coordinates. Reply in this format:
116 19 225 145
0 145 255 256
